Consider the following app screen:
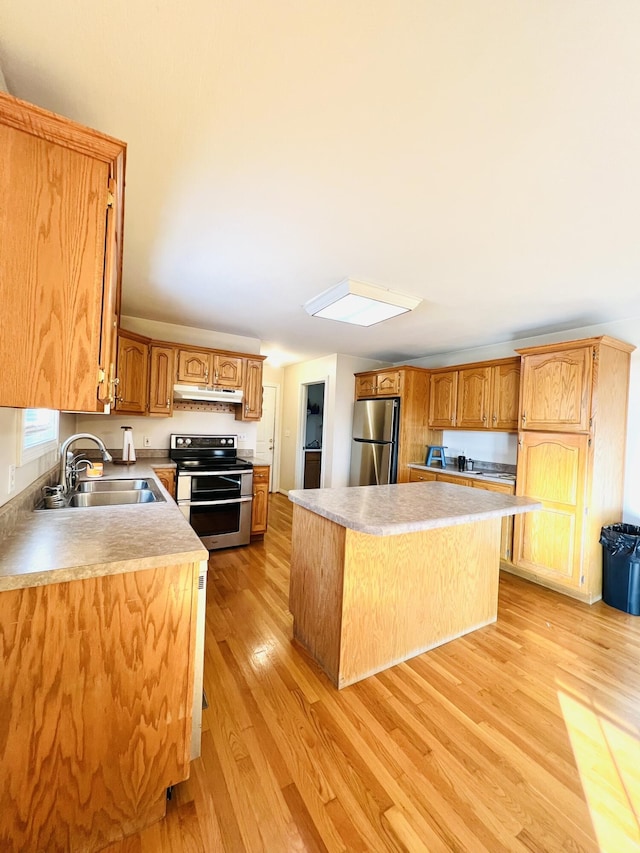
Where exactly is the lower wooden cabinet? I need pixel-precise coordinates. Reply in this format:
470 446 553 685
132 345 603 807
251 466 270 537
153 466 176 499
408 469 438 483
0 562 199 852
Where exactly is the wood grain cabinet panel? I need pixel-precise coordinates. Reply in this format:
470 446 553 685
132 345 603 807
0 92 126 412
114 330 149 415
491 360 521 430
148 345 176 416
510 334 635 602
251 466 270 536
176 348 213 385
456 366 492 429
519 345 592 432
428 370 458 428
473 479 515 562
153 467 176 498
237 358 263 421
0 562 198 852
354 369 401 398
213 354 243 388
408 469 437 482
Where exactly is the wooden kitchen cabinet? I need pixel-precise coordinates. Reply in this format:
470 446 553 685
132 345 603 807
428 358 520 431
408 469 437 482
428 370 458 428
213 354 243 388
114 330 149 415
148 344 176 416
518 343 594 432
237 358 264 421
355 369 401 399
0 91 126 412
176 348 212 384
0 561 199 851
473 479 515 562
153 466 176 498
251 465 270 537
509 336 635 602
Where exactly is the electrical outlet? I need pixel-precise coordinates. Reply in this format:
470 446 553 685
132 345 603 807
143 435 151 448
8 464 16 494
237 433 247 441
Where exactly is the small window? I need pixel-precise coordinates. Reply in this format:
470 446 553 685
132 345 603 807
19 409 60 465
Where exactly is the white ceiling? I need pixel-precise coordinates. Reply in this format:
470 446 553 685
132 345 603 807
2 1 640 366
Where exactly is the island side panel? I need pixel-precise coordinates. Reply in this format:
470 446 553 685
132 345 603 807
0 561 199 853
289 505 346 685
338 518 502 688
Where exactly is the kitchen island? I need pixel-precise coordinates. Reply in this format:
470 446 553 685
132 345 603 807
288 481 540 688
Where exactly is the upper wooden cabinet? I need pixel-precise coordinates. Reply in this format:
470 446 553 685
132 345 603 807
148 345 175 416
176 349 212 384
237 358 264 421
114 331 149 415
428 358 520 431
355 369 401 399
213 354 243 388
0 92 126 412
517 343 594 432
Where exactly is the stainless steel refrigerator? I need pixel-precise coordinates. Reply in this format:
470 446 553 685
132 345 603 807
349 398 400 486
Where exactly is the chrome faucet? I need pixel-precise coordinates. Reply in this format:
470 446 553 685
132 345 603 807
59 433 113 493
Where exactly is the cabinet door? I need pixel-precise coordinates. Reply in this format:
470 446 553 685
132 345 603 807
148 345 175 415
0 95 125 412
520 347 593 432
114 333 148 415
491 361 520 431
237 359 263 421
251 466 270 535
456 366 491 429
513 432 589 590
355 374 377 398
152 467 176 499
428 371 458 428
473 480 515 561
408 469 437 482
436 473 474 486
176 349 212 384
213 355 243 388
376 371 401 396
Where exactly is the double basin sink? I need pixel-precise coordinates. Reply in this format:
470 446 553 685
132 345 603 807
42 478 166 509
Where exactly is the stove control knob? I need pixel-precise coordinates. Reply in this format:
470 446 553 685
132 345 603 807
221 438 227 445
184 438 192 446
176 438 184 445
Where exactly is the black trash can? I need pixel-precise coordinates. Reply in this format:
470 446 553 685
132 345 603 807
600 524 640 615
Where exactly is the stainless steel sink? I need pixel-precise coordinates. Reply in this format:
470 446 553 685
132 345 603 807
67 489 162 507
76 478 150 492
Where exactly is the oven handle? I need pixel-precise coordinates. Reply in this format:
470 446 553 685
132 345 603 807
178 497 253 507
177 469 253 477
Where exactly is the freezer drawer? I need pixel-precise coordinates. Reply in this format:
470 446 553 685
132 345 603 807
349 440 394 486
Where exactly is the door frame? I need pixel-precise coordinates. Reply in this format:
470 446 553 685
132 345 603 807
297 379 327 489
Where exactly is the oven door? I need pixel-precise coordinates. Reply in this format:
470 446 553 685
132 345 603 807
187 497 253 550
177 469 253 502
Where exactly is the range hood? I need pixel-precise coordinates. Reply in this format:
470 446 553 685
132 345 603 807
173 384 244 403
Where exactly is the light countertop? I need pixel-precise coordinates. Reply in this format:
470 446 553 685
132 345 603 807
288 481 540 536
0 459 208 592
408 462 516 484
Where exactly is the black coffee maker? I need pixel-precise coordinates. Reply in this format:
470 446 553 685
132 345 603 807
457 454 466 472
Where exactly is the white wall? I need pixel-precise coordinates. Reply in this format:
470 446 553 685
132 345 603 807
121 316 261 354
406 317 640 524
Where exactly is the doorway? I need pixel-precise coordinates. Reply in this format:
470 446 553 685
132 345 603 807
302 382 325 489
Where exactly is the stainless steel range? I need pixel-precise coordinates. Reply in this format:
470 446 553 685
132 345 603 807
170 434 253 550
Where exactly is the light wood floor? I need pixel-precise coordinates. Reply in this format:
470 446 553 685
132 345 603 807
108 494 640 852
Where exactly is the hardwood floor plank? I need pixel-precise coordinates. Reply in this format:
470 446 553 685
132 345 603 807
113 493 640 852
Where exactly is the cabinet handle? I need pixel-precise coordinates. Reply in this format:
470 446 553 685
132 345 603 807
492 413 497 423
166 398 170 408
483 415 487 424
450 415 454 423
204 367 209 381
521 412 526 426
